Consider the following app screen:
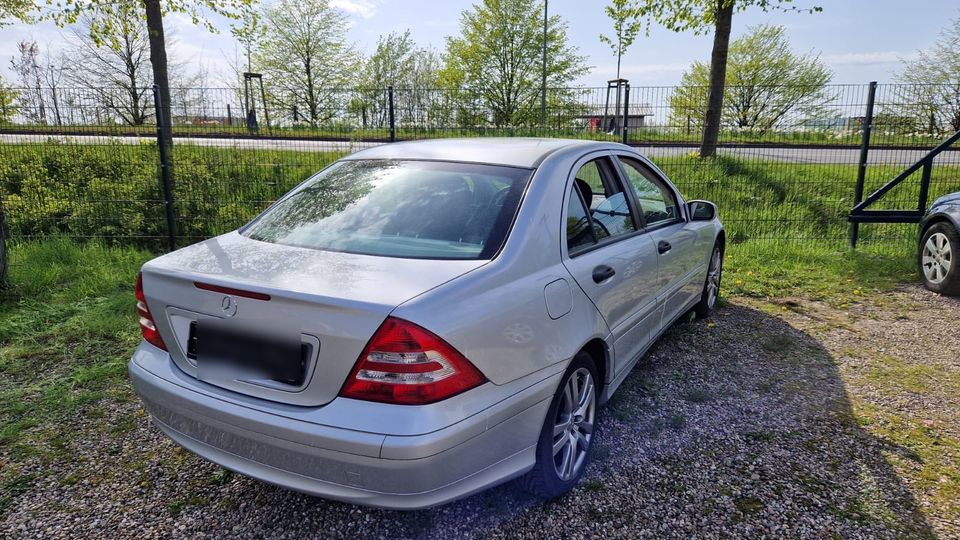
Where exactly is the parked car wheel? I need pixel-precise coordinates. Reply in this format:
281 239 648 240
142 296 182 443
919 222 960 296
694 242 724 318
519 352 598 499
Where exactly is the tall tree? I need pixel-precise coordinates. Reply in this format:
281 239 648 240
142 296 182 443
351 30 440 128
599 0 644 81
893 15 960 136
223 10 266 123
440 0 589 128
255 0 358 126
0 75 18 124
634 0 821 157
0 0 30 25
669 24 832 134
33 0 253 140
64 5 155 126
10 41 46 124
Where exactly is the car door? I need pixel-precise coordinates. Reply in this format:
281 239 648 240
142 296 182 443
615 155 701 328
561 152 660 377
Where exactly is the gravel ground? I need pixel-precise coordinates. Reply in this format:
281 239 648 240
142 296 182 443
2 286 958 539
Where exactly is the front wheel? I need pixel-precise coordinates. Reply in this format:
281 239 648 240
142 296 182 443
694 242 723 318
518 352 598 499
919 222 960 296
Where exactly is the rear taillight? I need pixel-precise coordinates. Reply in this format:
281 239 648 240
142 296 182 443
135 272 167 351
339 317 487 405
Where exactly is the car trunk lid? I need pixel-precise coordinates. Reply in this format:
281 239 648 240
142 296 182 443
140 232 485 406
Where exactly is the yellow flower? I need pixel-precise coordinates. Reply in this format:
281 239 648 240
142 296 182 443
853 289 861 295
734 279 744 285
746 271 753 277
707 322 715 328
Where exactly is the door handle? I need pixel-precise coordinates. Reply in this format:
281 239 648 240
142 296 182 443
657 240 672 254
592 265 616 283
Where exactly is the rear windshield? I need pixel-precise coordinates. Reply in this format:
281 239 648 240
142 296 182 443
242 160 531 260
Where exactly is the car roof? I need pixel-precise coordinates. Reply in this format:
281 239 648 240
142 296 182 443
342 138 622 168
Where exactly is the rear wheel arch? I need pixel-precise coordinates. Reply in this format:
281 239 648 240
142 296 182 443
579 338 609 399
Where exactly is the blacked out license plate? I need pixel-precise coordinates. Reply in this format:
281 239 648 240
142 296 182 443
192 319 306 386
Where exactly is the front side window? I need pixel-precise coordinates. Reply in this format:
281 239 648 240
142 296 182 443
243 160 530 260
618 157 681 227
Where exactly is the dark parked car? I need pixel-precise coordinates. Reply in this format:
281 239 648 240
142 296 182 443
919 191 960 296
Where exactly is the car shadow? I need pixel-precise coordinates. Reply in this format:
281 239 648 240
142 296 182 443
175 301 939 539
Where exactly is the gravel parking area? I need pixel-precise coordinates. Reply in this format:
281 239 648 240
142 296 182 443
2 286 958 539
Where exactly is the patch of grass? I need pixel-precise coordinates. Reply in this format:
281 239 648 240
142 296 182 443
209 468 234 486
733 496 764 515
722 240 915 306
0 239 151 515
744 430 774 443
591 444 611 462
862 356 960 396
667 412 687 430
582 478 605 492
683 389 713 403
761 334 795 354
166 500 186 517
166 495 210 517
756 381 776 394
0 473 34 516
606 392 642 422
853 401 960 521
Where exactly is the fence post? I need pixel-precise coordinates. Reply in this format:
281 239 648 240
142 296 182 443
849 81 877 249
622 83 630 145
152 84 177 252
0 203 8 289
388 86 396 143
918 161 932 212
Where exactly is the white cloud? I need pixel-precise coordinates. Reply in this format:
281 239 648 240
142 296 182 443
821 51 918 66
330 0 379 19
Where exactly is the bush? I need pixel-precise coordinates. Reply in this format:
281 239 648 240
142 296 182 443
0 141 343 246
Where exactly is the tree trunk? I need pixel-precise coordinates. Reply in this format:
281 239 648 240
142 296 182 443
699 0 734 158
144 0 172 146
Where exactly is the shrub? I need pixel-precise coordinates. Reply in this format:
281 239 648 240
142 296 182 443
0 141 343 246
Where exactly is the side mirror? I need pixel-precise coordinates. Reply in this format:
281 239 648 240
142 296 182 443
687 200 717 221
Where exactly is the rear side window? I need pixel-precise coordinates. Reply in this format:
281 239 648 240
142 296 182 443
566 184 595 252
566 157 637 254
243 160 530 260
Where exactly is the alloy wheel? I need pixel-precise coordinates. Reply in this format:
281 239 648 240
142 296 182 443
551 367 596 481
922 232 953 284
706 247 722 308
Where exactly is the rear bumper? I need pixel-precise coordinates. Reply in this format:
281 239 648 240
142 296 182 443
129 344 558 510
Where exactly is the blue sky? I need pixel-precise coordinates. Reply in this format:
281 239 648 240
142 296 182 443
2 0 958 87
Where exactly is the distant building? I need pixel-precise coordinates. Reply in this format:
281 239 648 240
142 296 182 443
577 103 654 132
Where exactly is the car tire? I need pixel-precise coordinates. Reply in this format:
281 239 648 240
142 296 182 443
919 222 960 296
518 352 598 499
694 241 723 319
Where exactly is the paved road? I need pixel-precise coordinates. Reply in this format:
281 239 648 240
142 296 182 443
2 133 958 165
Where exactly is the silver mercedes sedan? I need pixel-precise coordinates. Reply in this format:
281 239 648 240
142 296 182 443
129 138 724 509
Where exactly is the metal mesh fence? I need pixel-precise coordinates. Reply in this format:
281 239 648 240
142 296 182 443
1 83 958 250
